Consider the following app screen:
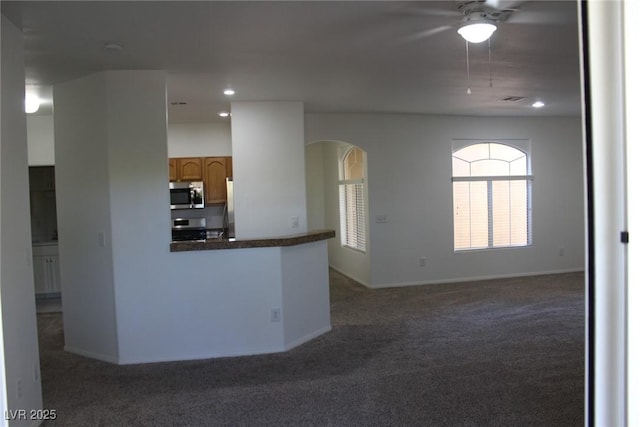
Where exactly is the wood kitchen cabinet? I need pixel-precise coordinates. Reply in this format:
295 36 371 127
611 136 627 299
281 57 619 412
33 244 61 295
171 157 204 181
204 157 233 205
169 156 232 205
168 158 177 181
177 157 204 181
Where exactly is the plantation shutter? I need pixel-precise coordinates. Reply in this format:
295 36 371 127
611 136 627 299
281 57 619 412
491 179 530 247
339 180 366 251
340 146 366 252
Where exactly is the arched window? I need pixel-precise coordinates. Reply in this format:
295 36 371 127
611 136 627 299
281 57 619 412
452 141 532 250
339 147 366 252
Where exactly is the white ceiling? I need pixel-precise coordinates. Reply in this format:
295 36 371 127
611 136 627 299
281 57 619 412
3 0 581 122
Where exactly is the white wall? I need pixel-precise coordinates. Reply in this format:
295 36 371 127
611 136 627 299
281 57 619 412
25 117 231 167
118 246 287 363
30 115 229 163
101 71 175 363
54 73 119 362
587 1 627 425
281 241 331 348
231 102 307 239
167 122 231 157
305 142 325 230
113 242 330 364
624 0 640 423
1 14 44 424
305 114 585 288
26 114 55 166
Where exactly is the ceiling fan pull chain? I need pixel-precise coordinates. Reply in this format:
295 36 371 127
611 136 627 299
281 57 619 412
466 40 471 95
489 37 493 88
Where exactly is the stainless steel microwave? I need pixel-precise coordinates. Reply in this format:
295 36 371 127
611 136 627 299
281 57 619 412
169 181 204 209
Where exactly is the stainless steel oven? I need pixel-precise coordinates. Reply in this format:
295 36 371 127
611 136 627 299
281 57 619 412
171 217 207 241
169 181 204 209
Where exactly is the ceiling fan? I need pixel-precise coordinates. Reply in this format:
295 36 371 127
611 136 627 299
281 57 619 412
391 1 532 94
396 0 525 44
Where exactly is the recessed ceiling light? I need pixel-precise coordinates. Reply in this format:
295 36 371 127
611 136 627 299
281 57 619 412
223 89 235 96
25 94 40 114
532 101 545 108
218 111 230 118
103 42 124 51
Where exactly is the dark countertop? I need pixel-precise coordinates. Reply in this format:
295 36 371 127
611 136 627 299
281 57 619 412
170 229 335 252
32 240 59 246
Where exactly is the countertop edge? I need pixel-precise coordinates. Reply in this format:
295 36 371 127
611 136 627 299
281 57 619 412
32 241 59 246
170 229 336 252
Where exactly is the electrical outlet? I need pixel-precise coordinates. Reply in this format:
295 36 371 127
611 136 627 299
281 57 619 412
17 379 23 399
559 247 565 256
290 216 299 229
271 308 281 322
375 214 388 224
419 257 427 267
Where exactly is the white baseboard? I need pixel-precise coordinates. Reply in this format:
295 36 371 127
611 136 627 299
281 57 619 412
366 268 585 289
113 327 332 364
64 345 119 364
284 325 332 351
118 327 333 364
329 265 370 288
116 347 287 365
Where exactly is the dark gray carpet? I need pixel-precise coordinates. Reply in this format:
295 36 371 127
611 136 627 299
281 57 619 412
38 270 584 426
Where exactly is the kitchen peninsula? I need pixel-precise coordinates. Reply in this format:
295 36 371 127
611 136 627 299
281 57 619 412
166 228 335 363
170 229 334 251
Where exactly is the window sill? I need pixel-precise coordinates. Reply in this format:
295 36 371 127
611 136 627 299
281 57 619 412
341 245 366 254
454 244 531 253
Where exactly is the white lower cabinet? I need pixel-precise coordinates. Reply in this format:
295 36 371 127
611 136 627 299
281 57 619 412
33 243 61 295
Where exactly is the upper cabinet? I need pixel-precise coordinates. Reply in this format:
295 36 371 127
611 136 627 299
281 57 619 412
176 157 204 181
168 156 232 205
168 158 177 182
204 157 233 205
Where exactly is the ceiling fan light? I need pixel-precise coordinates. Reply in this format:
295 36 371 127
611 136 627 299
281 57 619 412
457 22 497 43
25 94 41 114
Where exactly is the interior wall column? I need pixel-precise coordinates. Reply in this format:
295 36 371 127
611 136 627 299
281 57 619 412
584 1 627 425
230 101 307 239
